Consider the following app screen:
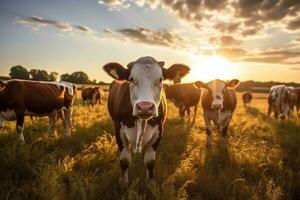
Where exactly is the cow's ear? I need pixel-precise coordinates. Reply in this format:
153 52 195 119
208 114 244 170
0 81 7 92
226 79 240 89
162 64 190 80
194 81 210 90
103 62 129 80
158 61 165 67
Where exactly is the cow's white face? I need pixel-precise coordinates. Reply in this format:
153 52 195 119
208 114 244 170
129 62 163 118
103 56 190 119
207 80 227 111
195 79 240 111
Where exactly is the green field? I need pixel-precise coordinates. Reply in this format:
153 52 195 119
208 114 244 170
0 92 300 200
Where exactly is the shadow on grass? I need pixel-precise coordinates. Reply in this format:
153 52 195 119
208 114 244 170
245 106 268 119
273 120 300 199
0 117 113 200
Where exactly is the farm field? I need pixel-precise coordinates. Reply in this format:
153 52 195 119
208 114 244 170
0 92 300 200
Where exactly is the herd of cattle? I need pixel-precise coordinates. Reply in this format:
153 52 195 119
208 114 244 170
0 56 300 186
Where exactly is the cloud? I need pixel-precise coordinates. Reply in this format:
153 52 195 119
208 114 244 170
16 16 72 32
74 25 94 33
105 27 187 48
98 0 300 38
215 47 300 66
289 67 300 70
217 47 247 58
209 35 242 47
287 17 300 31
16 16 95 35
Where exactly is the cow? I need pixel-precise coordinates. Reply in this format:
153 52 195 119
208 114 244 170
242 92 253 106
267 85 296 120
0 80 76 144
195 79 240 148
103 56 189 186
294 88 300 113
81 86 101 107
164 83 201 123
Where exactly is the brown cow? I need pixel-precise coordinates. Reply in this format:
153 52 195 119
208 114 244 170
81 86 101 106
164 83 201 123
195 79 240 147
103 56 189 186
242 92 253 106
0 80 76 144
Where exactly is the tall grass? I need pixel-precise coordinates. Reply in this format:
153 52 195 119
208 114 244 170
0 93 299 199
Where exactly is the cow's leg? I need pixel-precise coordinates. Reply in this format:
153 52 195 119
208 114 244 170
267 104 272 118
15 110 25 144
204 111 212 148
186 106 191 123
120 146 131 186
144 125 161 182
144 146 156 180
179 106 185 120
274 111 279 119
117 123 132 187
192 105 197 124
63 107 72 137
47 110 57 134
221 114 232 138
0 114 5 128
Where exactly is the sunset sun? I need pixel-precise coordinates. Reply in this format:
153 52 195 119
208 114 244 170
187 54 240 82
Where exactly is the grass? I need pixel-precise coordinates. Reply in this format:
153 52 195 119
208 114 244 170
0 93 300 200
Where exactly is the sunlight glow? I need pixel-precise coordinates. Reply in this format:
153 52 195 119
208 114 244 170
186 54 240 82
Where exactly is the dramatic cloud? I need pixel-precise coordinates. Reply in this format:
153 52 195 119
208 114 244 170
98 0 300 36
287 17 300 31
105 27 187 48
223 48 300 65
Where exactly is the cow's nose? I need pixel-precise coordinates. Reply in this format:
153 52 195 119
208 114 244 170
212 104 222 111
136 102 155 117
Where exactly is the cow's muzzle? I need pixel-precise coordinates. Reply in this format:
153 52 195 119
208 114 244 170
136 101 155 119
212 104 222 111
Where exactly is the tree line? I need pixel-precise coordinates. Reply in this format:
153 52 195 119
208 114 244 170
8 65 96 84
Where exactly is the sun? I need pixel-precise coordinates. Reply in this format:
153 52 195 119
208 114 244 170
186 54 240 82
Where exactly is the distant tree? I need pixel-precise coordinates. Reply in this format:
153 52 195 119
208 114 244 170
61 71 90 84
60 73 70 82
29 69 50 81
9 65 29 80
49 72 59 81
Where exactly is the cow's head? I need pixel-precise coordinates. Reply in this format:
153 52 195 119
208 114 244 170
103 56 190 119
92 87 101 105
195 79 240 111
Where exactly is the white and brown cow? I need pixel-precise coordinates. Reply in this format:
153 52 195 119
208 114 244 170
195 79 240 147
0 80 76 144
81 86 101 107
267 85 296 120
103 56 189 185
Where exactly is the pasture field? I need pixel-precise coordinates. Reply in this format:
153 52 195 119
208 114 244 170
0 92 300 200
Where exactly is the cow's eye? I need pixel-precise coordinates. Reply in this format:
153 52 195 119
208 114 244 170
275 93 278 98
159 77 163 83
128 77 134 83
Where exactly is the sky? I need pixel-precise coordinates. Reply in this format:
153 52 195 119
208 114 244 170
0 0 300 83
